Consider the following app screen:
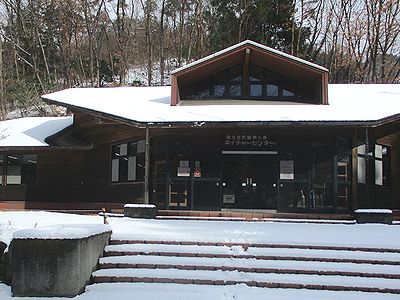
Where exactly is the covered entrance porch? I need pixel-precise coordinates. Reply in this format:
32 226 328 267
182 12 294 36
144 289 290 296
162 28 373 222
150 128 352 213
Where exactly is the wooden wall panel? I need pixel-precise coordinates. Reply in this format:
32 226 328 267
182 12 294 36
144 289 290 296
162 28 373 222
72 111 145 145
378 131 400 208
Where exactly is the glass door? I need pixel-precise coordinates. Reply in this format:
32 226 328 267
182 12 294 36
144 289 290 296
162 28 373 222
222 152 279 209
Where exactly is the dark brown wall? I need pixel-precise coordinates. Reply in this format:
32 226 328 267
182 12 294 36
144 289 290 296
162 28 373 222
0 150 86 202
378 131 400 208
73 112 144 145
0 112 148 205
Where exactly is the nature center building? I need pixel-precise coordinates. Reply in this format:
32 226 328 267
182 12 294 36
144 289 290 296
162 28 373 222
0 40 399 214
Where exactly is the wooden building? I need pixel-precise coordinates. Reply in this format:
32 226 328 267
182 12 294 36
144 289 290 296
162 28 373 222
0 40 399 213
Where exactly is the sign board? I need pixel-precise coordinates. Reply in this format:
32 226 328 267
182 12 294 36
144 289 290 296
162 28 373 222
280 160 294 180
224 135 276 148
223 194 235 204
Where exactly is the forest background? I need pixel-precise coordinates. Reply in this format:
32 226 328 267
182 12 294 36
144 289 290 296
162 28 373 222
0 0 398 118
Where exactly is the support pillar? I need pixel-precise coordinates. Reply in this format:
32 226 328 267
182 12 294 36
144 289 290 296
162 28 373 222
144 127 150 204
351 128 358 210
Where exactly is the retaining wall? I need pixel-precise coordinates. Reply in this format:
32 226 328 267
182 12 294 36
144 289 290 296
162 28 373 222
10 224 111 297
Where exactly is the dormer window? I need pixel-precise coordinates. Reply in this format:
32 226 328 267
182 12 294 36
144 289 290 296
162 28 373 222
171 40 329 105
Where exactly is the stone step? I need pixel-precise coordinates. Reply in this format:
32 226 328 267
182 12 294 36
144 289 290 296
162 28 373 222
91 268 400 294
104 243 400 266
109 239 400 253
98 255 400 279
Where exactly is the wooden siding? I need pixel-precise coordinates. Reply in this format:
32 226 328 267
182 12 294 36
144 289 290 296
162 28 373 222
378 131 400 208
73 111 145 145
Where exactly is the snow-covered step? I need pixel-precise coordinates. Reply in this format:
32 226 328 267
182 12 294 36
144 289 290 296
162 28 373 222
104 243 400 265
109 239 400 253
92 268 400 294
99 255 400 279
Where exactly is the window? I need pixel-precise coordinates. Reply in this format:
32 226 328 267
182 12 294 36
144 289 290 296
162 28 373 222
375 144 390 186
180 63 315 102
249 64 313 100
111 140 145 183
0 154 37 185
357 145 366 184
180 65 243 100
337 136 352 210
357 143 390 186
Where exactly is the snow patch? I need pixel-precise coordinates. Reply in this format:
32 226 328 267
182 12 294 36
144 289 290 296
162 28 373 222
12 224 111 240
124 204 156 209
354 209 393 214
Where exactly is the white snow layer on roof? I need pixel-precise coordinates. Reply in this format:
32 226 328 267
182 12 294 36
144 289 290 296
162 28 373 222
43 84 400 124
172 40 329 74
0 116 73 147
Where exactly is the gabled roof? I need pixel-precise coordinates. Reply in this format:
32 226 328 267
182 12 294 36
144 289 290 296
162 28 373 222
42 84 400 126
0 117 73 147
172 40 329 75
170 40 329 105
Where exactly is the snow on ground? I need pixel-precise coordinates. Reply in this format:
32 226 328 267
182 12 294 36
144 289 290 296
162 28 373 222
1 282 400 300
108 217 400 249
1 211 400 249
1 211 400 299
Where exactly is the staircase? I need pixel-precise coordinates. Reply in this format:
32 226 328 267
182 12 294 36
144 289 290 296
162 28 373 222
92 238 400 294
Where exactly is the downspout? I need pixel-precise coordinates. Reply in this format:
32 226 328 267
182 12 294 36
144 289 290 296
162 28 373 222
144 126 150 204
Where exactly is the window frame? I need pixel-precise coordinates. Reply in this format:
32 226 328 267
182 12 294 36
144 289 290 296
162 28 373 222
356 143 390 187
248 64 314 101
110 140 146 185
180 63 315 102
0 153 38 186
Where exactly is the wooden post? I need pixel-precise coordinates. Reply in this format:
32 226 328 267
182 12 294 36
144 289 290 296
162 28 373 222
352 128 358 210
243 48 250 98
144 127 150 204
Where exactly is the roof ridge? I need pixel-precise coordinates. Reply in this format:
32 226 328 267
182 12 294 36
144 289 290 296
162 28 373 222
171 40 328 75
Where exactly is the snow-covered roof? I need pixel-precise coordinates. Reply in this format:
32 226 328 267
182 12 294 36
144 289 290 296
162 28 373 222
42 84 400 125
172 40 329 74
0 116 73 147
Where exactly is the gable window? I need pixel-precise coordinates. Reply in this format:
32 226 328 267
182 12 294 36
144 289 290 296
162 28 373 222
181 65 243 100
111 140 145 183
0 154 37 185
180 63 315 102
249 64 313 100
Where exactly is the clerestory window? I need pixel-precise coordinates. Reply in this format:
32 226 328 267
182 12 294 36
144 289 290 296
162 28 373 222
181 65 243 100
180 63 314 102
248 64 313 100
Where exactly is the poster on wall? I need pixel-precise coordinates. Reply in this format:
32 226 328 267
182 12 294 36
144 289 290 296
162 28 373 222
194 161 201 177
177 167 190 177
280 160 294 180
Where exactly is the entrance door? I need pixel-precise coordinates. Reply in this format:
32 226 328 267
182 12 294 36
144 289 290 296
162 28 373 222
222 152 278 209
